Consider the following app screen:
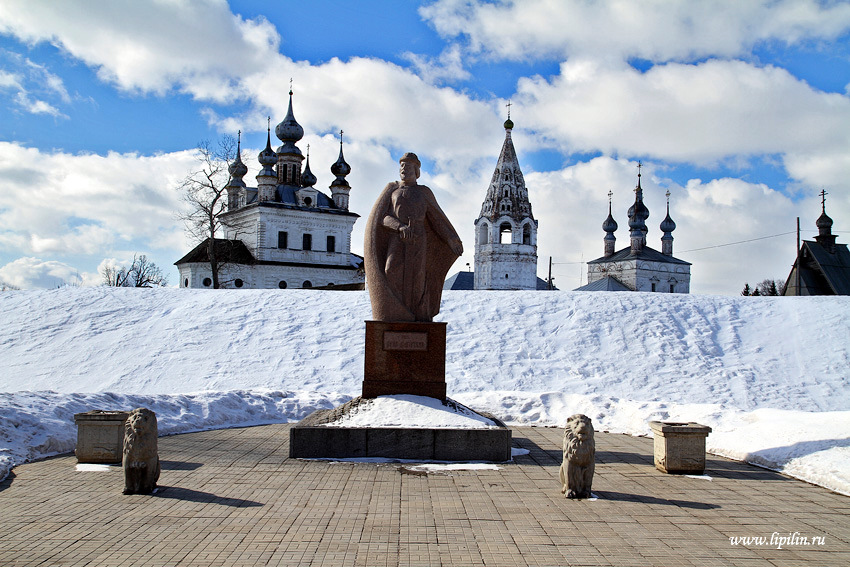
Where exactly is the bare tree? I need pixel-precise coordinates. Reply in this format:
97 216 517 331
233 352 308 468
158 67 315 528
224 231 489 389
0 280 19 291
176 136 247 289
102 254 168 287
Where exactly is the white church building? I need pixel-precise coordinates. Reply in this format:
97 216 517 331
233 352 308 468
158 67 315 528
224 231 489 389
576 166 691 293
176 90 364 290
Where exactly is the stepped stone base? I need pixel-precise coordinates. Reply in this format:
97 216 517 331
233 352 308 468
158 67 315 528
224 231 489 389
289 397 512 462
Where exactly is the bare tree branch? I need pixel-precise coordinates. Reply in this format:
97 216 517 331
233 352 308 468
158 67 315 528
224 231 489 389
176 136 248 289
102 254 168 287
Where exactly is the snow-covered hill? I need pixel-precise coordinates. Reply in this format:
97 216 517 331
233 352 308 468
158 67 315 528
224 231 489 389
1 288 848 495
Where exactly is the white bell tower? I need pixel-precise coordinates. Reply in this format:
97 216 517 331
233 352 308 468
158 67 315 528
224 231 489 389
474 110 538 290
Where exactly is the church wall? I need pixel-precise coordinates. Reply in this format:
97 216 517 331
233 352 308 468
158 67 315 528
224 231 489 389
178 261 362 289
223 205 356 268
587 259 690 293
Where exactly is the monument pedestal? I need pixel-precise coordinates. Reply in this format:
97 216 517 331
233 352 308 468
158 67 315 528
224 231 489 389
289 397 512 462
362 321 447 400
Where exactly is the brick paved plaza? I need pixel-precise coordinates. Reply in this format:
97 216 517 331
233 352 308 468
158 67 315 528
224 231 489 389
1 424 848 566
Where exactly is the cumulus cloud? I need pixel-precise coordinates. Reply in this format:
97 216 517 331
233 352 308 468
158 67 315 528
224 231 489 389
0 142 192 265
421 0 850 63
513 58 850 171
0 257 96 289
0 0 279 99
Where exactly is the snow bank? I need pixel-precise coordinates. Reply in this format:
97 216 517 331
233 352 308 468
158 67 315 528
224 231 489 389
0 288 848 494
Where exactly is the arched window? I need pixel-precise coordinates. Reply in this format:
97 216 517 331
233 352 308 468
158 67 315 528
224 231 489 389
303 280 312 289
234 279 244 288
202 277 211 287
522 223 532 245
183 278 189 288
500 222 512 244
279 281 288 289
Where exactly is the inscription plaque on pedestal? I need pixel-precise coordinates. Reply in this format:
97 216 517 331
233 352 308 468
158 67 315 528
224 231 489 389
363 321 447 400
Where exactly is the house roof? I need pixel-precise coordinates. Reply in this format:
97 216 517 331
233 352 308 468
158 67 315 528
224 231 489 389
442 271 555 290
443 271 475 290
587 246 691 266
786 240 850 295
574 276 632 292
174 238 256 266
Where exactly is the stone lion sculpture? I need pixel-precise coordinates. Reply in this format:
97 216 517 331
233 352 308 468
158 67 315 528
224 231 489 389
122 408 161 495
559 414 595 499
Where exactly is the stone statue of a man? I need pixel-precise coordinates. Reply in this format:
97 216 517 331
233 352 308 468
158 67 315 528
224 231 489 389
364 152 463 322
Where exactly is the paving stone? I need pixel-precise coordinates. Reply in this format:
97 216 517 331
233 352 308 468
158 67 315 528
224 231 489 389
0 424 848 566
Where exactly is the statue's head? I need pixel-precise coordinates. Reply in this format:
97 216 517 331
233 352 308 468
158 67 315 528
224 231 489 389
399 152 421 184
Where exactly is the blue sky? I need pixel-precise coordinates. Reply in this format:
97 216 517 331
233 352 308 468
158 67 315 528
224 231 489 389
1 0 849 293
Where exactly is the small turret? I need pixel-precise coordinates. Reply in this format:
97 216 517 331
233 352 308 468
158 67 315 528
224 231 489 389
226 130 248 210
628 164 648 255
330 130 352 211
256 119 277 202
275 86 305 186
814 189 837 253
603 190 618 257
660 190 676 255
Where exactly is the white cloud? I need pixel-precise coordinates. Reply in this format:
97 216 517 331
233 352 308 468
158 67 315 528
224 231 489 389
0 257 96 289
513 58 850 173
0 69 22 89
0 54 69 117
421 0 850 63
0 142 192 262
403 44 471 84
0 0 279 99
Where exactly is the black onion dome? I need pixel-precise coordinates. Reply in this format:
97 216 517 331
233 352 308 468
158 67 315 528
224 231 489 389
301 153 317 187
258 129 277 167
817 210 834 230
603 202 618 233
228 132 248 179
331 142 351 178
275 90 304 145
660 212 676 233
627 199 649 224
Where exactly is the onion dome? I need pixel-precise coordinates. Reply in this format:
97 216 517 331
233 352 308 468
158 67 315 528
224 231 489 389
627 179 649 226
603 200 618 234
257 123 277 178
275 89 304 156
228 131 248 187
330 132 351 188
660 205 676 234
817 210 833 231
504 116 514 130
301 145 317 188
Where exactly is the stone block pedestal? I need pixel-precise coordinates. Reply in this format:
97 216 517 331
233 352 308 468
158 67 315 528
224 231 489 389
74 410 130 463
290 426 512 462
362 321 447 400
649 421 712 474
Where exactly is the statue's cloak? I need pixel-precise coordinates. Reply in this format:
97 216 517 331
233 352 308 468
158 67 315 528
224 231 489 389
364 181 460 322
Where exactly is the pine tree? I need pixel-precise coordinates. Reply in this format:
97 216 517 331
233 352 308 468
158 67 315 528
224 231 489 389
741 283 751 296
